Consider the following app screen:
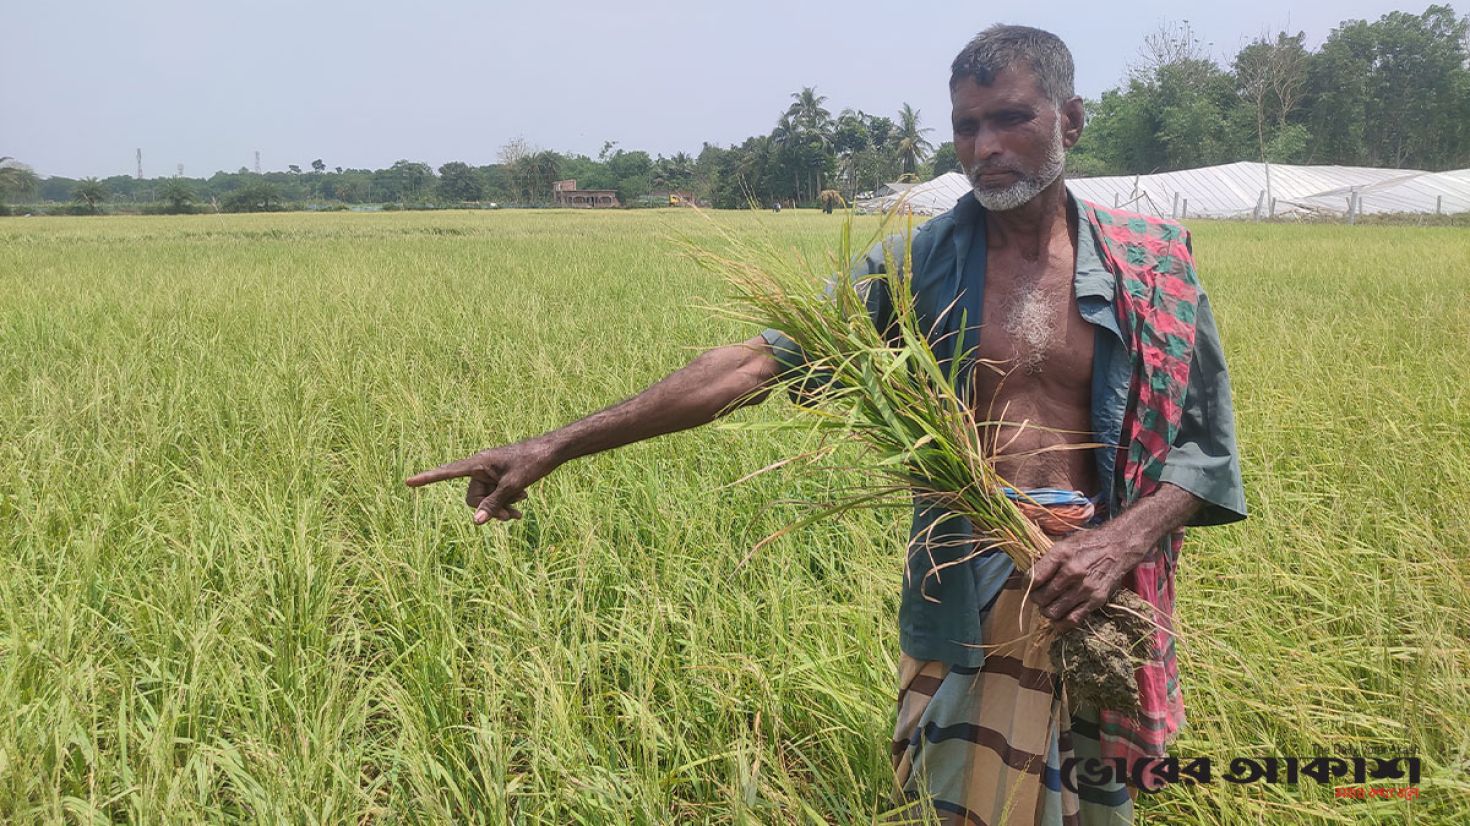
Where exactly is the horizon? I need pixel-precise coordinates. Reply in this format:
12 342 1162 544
3 0 1441 180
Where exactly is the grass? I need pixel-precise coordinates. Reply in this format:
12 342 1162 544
0 209 1466 824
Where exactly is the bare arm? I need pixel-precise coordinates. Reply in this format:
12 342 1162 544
538 335 781 465
405 335 782 524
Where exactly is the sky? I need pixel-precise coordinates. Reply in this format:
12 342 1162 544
1 0 1442 179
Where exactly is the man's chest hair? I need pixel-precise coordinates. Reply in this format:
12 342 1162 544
978 261 1087 379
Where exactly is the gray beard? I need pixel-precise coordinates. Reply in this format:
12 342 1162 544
967 125 1066 211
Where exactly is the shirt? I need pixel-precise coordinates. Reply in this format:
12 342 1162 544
758 189 1247 666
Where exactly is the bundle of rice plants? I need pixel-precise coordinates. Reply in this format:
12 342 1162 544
684 206 1154 714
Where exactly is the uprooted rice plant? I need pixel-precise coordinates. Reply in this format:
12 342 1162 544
685 209 1152 714
0 209 1466 823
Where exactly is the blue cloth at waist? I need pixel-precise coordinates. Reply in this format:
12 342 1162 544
999 486 1098 508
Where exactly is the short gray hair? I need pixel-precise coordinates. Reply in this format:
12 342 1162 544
950 25 1075 107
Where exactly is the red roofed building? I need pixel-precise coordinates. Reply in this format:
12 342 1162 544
552 179 620 208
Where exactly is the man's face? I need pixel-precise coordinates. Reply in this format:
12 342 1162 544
950 67 1083 211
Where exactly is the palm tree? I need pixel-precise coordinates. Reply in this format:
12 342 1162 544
786 87 832 133
0 157 39 203
782 88 839 202
770 113 803 203
729 136 773 208
527 151 561 204
894 103 935 176
158 178 196 213
73 177 107 213
654 151 695 190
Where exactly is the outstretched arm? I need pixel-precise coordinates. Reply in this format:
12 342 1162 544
405 335 782 524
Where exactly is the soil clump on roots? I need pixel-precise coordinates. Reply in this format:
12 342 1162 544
1048 589 1156 715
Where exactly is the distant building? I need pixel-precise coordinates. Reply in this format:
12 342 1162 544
552 179 620 208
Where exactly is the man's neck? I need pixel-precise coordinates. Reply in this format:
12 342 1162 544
983 177 1072 261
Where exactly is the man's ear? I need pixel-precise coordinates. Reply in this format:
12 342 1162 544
1061 96 1085 150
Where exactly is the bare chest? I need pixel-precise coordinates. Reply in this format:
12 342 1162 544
973 255 1095 399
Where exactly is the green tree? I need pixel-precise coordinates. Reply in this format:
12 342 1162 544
376 160 434 203
786 86 832 133
778 87 836 203
0 157 39 204
894 103 934 175
832 109 873 198
72 177 107 213
525 151 564 204
158 178 197 213
653 152 695 190
311 159 326 173
863 114 900 191
1071 85 1161 174
222 180 282 212
1304 5 1470 168
475 165 509 202
602 149 649 204
1154 61 1246 169
436 161 485 202
770 112 801 202
929 142 960 177
498 138 535 204
1234 32 1311 163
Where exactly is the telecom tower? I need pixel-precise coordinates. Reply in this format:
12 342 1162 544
254 151 261 174
176 163 184 178
136 148 143 180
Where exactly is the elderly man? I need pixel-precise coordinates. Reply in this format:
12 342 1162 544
408 24 1244 825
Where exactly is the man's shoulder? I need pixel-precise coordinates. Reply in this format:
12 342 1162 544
909 204 963 273
916 204 962 236
864 204 961 274
1079 198 1192 249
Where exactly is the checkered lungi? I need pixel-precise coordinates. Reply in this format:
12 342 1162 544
888 493 1138 825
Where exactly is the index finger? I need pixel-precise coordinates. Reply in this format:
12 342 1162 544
405 458 475 487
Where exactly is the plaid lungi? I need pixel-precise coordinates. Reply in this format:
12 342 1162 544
888 495 1139 825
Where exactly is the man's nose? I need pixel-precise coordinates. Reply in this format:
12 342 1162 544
975 126 1004 160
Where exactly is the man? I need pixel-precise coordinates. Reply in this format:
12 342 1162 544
407 24 1245 824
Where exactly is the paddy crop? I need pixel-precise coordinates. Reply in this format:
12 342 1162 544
0 209 1466 823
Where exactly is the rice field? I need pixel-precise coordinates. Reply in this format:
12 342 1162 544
0 209 1467 824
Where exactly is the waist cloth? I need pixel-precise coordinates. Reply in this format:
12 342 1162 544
888 487 1170 825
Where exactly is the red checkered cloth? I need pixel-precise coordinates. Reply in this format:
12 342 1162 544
1083 200 1202 767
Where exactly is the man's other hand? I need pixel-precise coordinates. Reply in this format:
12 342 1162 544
405 440 559 524
1026 523 1149 631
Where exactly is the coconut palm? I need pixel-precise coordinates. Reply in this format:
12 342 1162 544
654 152 695 190
0 157 39 202
894 103 935 176
786 86 832 134
770 113 805 203
782 88 838 202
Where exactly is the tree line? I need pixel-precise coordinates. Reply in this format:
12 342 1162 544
1069 5 1470 175
3 4 1467 214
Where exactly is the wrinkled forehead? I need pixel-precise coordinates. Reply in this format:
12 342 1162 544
950 67 1054 116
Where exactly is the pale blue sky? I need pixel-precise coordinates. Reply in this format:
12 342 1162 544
1 0 1439 178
